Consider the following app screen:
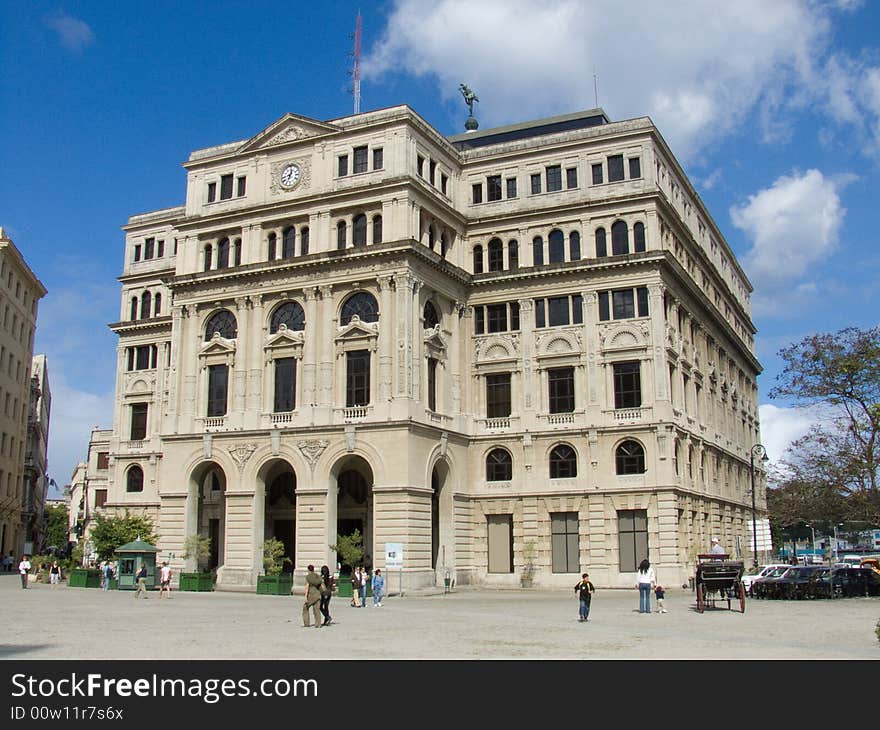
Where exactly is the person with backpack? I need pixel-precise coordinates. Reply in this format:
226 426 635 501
574 572 595 622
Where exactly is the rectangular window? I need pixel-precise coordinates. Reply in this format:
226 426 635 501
637 286 649 317
135 345 150 370
157 239 165 257
220 174 233 200
338 155 349 176
474 306 485 335
427 358 438 412
613 361 642 409
373 148 384 170
346 350 370 407
548 296 570 327
506 177 517 198
566 167 578 189
546 165 562 192
130 403 148 440
598 291 610 322
440 174 448 195
608 155 625 182
530 173 542 194
487 175 502 201
612 289 635 319
237 176 247 197
429 160 437 185
353 146 368 174
551 512 580 573
486 303 508 333
629 157 642 179
144 238 155 260
509 302 520 331
95 489 108 508
548 367 575 414
207 182 216 203
535 299 546 328
486 373 511 418
591 163 603 185
572 294 583 324
97 452 110 470
417 155 424 177
207 364 228 417
618 509 648 572
273 357 297 412
133 245 141 263
472 183 483 204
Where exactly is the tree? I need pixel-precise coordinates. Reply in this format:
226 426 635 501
44 504 69 551
768 326 880 525
329 529 364 573
182 534 212 572
262 538 291 576
89 510 159 561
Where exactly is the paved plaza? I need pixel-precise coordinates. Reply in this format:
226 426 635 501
1 572 878 660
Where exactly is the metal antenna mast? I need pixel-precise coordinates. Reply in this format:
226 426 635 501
593 69 599 108
352 11 362 114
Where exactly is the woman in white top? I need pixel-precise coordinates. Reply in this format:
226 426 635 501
636 558 655 613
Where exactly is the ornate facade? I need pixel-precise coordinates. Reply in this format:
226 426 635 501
104 106 764 589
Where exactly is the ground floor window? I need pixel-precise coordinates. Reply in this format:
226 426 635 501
618 509 648 572
487 514 513 573
550 512 579 573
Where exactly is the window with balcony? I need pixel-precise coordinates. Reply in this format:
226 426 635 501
486 373 511 418
130 403 147 440
613 362 642 409
346 350 370 407
548 367 575 414
274 357 296 412
207 365 228 417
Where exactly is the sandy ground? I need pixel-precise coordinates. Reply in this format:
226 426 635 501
2 572 878 659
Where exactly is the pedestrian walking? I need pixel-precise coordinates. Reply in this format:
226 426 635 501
302 564 323 628
49 561 62 588
350 567 362 607
358 565 367 608
101 561 113 591
372 569 384 606
158 561 172 599
574 572 595 622
319 565 335 626
18 555 31 589
636 558 655 613
654 584 667 613
134 563 148 598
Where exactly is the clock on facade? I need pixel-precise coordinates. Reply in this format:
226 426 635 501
279 163 301 189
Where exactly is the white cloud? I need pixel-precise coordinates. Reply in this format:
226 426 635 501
44 10 95 53
730 169 849 311
364 0 836 160
758 403 824 465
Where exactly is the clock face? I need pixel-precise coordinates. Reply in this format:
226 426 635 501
279 163 301 188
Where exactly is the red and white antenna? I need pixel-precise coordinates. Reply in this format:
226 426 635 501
352 11 362 114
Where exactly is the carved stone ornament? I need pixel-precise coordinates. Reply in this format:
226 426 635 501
269 157 311 196
228 442 257 472
266 126 311 146
298 439 329 468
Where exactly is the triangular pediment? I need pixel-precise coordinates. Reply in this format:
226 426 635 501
423 325 446 350
336 316 378 341
198 334 236 357
238 113 341 153
266 326 305 348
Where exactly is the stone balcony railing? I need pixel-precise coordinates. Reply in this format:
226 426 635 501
271 411 296 426
204 417 226 429
124 440 144 450
337 406 370 422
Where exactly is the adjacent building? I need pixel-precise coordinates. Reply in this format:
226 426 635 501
24 354 51 551
67 428 111 559
101 105 764 590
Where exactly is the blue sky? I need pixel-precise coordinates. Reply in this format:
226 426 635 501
2 1 879 495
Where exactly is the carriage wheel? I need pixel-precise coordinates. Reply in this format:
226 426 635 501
696 583 704 613
738 582 746 613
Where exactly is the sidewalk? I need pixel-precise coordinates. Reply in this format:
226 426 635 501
1 573 878 659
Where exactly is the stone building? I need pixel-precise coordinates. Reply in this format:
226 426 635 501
103 105 764 590
24 354 51 552
0 227 46 558
67 428 111 559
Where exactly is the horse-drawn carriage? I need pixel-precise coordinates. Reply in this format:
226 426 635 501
694 554 746 613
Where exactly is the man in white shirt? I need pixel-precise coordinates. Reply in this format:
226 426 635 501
710 537 727 556
18 555 31 589
158 561 173 599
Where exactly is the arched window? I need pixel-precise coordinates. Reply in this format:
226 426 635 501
217 238 230 269
270 301 305 333
340 292 379 324
634 222 646 253
140 291 151 319
154 293 162 317
337 220 347 249
203 244 212 271
473 245 484 274
549 444 577 479
548 229 565 263
569 231 581 261
616 440 646 475
488 238 503 272
423 300 439 329
204 309 237 340
486 448 513 481
508 240 519 269
533 236 544 266
282 227 296 258
428 225 435 251
300 227 310 255
126 465 144 493
372 216 382 245
267 232 277 260
611 220 629 255
130 297 138 320
353 214 367 247
233 238 241 266
595 228 607 257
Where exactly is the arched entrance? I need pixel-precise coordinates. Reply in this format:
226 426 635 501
262 460 297 573
431 459 454 583
332 456 374 571
190 462 227 571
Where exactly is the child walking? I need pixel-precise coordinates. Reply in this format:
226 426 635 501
372 569 385 606
655 584 667 613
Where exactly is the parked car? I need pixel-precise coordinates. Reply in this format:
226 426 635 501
817 567 880 598
742 564 792 595
750 565 796 599
763 566 829 600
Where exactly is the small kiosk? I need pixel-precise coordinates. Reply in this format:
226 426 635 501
115 539 159 591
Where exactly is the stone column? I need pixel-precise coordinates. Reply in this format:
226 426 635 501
518 299 535 416
247 294 264 426
377 276 394 402
318 285 334 408
648 283 667 403
182 304 198 419
395 274 413 398
410 279 422 401
233 297 249 417
302 287 319 408
216 490 259 589
582 291 599 407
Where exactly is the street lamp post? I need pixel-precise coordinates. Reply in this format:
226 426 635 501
749 444 769 569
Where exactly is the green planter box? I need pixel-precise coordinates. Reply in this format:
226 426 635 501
108 578 118 590
256 574 293 595
179 572 215 592
68 569 102 588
